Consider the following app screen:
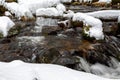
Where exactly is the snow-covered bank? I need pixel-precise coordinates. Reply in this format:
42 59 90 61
72 13 104 40
0 60 115 80
86 10 120 20
0 16 15 37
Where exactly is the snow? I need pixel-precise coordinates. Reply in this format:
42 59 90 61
72 13 104 40
4 11 12 17
0 16 15 37
98 0 112 3
86 10 120 20
0 60 115 80
0 0 5 5
63 10 74 18
4 2 34 20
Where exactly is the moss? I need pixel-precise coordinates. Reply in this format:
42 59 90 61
72 2 81 5
82 25 96 41
0 33 4 39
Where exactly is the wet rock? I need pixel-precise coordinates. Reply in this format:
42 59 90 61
36 48 61 63
54 56 79 67
42 26 60 35
71 20 83 28
58 20 71 30
103 22 118 35
62 28 78 37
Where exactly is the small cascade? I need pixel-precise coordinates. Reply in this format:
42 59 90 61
77 57 91 73
34 17 60 33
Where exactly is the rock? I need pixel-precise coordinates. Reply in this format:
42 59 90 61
71 20 83 28
58 20 71 30
54 56 79 67
92 2 111 7
42 26 60 35
103 22 118 35
36 48 61 63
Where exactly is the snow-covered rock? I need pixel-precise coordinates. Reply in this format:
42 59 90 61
79 0 92 3
0 60 115 80
72 13 104 40
63 10 74 18
98 0 111 3
56 3 66 15
86 10 120 20
4 2 34 20
60 0 72 3
0 16 15 37
0 0 5 5
36 8 60 17
36 3 66 17
17 0 60 14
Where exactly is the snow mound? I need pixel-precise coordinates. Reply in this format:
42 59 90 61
86 10 120 20
0 16 15 37
72 13 104 40
0 60 113 80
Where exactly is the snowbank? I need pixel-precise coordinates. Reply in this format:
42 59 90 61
86 10 120 20
0 60 114 80
0 16 15 37
72 13 104 40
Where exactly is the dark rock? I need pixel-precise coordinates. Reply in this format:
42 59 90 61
36 48 61 63
71 20 83 28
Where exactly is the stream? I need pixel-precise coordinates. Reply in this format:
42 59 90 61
0 4 120 79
